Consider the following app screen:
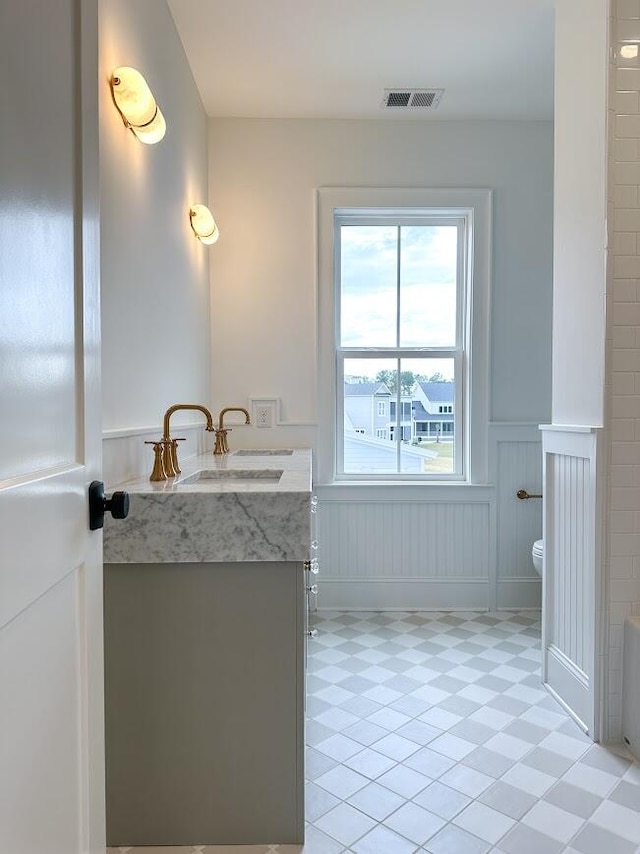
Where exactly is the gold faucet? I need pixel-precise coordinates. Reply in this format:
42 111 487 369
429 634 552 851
214 406 251 455
161 403 215 477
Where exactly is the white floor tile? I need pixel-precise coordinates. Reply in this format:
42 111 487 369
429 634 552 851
313 801 376 847
385 801 445 845
453 800 516 843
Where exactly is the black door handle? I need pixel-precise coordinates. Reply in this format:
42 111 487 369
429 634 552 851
89 480 130 530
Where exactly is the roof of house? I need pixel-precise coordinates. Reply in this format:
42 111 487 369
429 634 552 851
412 401 454 422
344 382 391 397
417 381 455 403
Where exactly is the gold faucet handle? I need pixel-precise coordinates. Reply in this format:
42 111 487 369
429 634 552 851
168 437 187 475
145 440 167 482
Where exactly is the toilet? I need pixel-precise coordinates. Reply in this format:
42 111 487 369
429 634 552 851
532 539 543 577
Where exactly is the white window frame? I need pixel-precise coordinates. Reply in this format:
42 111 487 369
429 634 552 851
317 187 491 485
377 401 386 417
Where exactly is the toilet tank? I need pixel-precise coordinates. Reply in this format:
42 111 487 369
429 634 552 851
622 615 640 760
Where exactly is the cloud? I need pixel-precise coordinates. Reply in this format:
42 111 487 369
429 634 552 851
341 224 457 298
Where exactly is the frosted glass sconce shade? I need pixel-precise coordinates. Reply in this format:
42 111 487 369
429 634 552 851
110 66 166 144
190 204 219 245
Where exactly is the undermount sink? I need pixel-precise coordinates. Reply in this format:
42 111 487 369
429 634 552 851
180 469 284 484
234 449 294 456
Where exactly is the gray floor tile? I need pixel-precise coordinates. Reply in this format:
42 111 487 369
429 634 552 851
462 746 515 778
521 746 574 777
412 780 471 820
497 822 564 854
609 779 640 812
570 822 639 854
543 780 602 818
581 745 634 777
423 822 491 854
478 780 538 820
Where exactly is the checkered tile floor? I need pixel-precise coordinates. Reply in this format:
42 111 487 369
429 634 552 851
110 611 640 854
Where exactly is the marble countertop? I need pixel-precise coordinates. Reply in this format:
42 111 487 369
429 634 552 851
103 449 312 564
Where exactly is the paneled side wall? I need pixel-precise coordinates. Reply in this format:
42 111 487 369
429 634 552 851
316 425 543 612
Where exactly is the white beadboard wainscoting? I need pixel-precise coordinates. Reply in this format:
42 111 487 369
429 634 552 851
316 424 543 612
540 425 605 740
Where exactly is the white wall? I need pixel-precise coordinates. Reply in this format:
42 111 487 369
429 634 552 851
209 119 553 428
208 119 552 609
100 0 212 484
552 0 609 426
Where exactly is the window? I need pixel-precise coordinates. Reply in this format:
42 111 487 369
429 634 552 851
317 188 491 484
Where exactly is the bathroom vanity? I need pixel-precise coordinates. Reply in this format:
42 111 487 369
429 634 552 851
103 449 312 847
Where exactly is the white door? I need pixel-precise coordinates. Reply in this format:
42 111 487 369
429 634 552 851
0 2 105 852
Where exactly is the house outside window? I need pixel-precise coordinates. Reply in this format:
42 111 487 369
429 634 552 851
317 188 491 484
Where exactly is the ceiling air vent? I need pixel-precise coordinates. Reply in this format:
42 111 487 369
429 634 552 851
381 89 444 110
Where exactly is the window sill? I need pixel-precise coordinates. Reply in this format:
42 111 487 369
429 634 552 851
313 481 496 502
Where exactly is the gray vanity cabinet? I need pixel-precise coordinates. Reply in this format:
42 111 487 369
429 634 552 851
104 560 306 847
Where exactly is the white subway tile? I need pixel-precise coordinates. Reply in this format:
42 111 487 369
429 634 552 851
611 511 635 532
615 185 639 207
613 327 636 350
611 486 640 508
614 231 637 254
611 349 640 371
616 66 640 91
616 90 640 112
611 601 634 624
612 416 636 439
615 207 640 231
610 624 623 648
611 577 640 600
613 302 640 325
614 160 640 184
613 255 640 278
615 137 639 161
617 113 640 137
613 278 639 301
617 0 640 20
616 46 640 68
611 441 640 464
612 373 636 395
611 464 634 486
618 18 640 40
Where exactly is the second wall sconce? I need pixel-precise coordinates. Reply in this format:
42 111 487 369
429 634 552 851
189 204 219 245
110 66 166 144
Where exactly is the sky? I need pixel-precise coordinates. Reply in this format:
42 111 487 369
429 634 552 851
339 224 457 382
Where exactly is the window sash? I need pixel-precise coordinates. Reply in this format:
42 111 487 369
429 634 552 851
336 352 464 479
334 213 468 480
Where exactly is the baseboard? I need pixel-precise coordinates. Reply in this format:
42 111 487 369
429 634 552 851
317 577 490 611
545 644 590 734
497 578 542 610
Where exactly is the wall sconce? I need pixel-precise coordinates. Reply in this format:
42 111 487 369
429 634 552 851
189 204 219 245
110 66 166 144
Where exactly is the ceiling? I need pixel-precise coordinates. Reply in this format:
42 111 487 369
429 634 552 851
167 0 555 122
